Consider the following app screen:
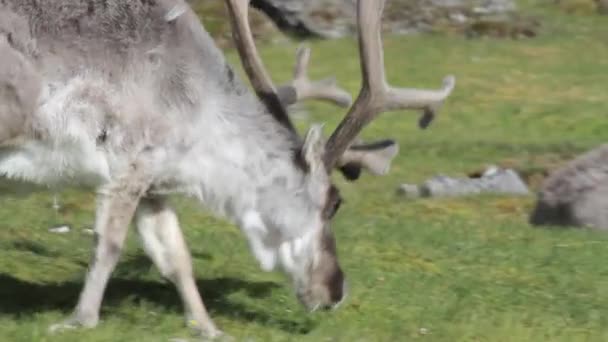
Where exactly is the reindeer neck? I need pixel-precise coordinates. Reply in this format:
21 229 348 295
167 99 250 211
147 84 304 221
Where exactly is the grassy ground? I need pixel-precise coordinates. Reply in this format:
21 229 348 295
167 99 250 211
2 2 608 341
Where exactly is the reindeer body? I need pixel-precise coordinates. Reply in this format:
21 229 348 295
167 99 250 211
0 1 322 337
0 0 454 338
0 0 311 224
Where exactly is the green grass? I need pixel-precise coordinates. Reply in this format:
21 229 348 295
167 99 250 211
2 3 608 341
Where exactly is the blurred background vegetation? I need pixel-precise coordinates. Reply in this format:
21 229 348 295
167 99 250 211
2 0 608 341
188 0 607 47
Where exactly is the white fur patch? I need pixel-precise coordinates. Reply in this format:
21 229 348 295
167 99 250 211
0 76 112 187
242 210 267 235
241 210 277 271
165 5 187 22
135 205 186 278
277 229 316 276
137 208 173 275
0 140 110 187
279 242 296 273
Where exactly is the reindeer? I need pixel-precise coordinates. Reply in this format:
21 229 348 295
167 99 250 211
0 0 455 338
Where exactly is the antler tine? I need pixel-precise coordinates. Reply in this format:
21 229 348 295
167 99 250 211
277 45 353 108
323 0 456 170
339 139 399 177
225 0 396 182
225 0 296 132
293 44 310 81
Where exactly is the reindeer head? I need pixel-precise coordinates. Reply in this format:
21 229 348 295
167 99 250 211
270 125 346 311
225 0 455 311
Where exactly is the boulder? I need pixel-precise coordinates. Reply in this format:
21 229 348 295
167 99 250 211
530 144 608 230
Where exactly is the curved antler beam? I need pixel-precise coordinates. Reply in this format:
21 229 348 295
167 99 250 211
225 0 296 132
387 75 456 129
323 0 456 170
226 0 415 181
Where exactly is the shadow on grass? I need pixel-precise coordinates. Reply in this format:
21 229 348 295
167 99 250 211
0 258 315 334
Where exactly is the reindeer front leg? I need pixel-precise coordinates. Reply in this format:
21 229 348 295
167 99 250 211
135 197 222 339
50 167 150 332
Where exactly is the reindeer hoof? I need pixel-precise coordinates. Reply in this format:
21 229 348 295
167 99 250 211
201 330 232 341
49 314 99 333
170 333 233 342
185 318 229 341
210 333 235 342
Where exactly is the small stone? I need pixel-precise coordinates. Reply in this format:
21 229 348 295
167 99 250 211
398 167 529 199
49 225 71 234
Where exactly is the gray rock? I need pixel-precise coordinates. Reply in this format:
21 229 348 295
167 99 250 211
530 144 608 230
398 166 529 199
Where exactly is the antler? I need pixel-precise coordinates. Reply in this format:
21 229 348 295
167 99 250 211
225 0 429 180
277 45 352 108
274 44 395 180
338 139 399 178
322 0 455 171
224 0 296 132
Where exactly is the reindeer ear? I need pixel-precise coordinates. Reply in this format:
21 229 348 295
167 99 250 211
302 124 326 172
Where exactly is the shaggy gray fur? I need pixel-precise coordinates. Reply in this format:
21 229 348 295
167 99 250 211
530 144 608 230
0 0 346 338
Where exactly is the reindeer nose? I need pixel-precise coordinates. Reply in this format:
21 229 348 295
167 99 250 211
316 303 332 312
327 270 346 304
330 279 348 310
